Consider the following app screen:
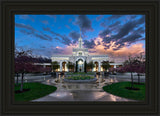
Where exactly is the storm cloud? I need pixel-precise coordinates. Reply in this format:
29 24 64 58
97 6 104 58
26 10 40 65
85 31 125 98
75 15 93 33
15 23 36 32
69 31 80 43
113 15 145 39
108 21 121 30
99 15 145 51
16 24 53 41
43 27 72 45
83 39 96 49
99 29 111 38
107 15 123 20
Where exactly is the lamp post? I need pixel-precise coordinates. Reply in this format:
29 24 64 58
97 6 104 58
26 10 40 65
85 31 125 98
59 73 62 90
97 72 101 89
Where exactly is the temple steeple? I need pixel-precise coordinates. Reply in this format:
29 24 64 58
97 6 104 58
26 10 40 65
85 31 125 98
78 28 83 48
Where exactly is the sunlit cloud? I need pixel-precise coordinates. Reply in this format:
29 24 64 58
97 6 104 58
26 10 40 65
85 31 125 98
53 43 78 55
87 36 145 62
105 34 111 37
59 36 145 62
63 43 78 55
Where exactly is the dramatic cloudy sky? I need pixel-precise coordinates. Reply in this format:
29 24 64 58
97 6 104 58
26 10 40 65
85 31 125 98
15 14 145 62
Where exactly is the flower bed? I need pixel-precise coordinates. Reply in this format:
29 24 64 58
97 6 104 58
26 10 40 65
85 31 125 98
64 76 97 83
67 72 95 75
66 76 94 80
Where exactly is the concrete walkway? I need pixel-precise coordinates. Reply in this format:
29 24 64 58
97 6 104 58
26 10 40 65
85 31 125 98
31 76 138 102
15 73 144 102
32 89 135 102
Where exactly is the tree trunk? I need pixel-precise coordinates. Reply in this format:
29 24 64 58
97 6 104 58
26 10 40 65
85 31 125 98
76 61 77 72
138 73 140 84
16 73 19 86
131 72 134 88
20 73 24 92
84 61 87 73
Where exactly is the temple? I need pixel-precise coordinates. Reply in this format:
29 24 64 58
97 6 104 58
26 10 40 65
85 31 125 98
51 30 122 72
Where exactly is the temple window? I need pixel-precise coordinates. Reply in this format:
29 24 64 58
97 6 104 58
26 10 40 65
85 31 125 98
79 52 82 56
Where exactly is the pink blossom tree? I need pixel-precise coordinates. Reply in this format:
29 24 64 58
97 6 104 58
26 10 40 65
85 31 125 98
116 66 126 73
44 67 52 74
134 54 145 84
135 63 145 84
15 61 21 86
123 56 139 89
109 67 116 74
15 49 34 92
15 49 52 92
15 56 35 92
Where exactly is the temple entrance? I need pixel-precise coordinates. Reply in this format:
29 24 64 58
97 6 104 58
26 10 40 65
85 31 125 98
77 59 84 72
62 62 66 72
95 62 99 72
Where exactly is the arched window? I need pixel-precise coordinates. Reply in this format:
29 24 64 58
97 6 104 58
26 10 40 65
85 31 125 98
79 52 82 56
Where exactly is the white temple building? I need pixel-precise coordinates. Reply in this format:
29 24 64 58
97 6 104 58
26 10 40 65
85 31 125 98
51 31 122 72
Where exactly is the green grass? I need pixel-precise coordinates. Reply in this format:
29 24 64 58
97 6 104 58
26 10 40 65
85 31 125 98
15 82 57 101
103 82 145 100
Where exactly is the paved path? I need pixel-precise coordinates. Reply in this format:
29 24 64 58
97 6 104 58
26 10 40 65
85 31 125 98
15 73 144 102
32 89 135 102
32 77 137 102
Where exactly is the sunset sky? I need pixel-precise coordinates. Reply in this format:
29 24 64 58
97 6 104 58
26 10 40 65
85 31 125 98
15 14 145 62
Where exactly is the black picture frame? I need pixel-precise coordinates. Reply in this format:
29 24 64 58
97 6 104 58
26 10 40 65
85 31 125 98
0 0 159 115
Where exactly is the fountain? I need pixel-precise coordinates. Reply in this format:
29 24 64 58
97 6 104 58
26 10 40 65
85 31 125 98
50 72 108 90
63 72 97 83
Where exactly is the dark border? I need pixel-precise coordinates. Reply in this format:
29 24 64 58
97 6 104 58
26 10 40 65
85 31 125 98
0 0 159 115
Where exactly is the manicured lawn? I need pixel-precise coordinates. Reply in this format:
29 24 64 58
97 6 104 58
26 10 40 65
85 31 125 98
15 82 57 101
103 82 145 100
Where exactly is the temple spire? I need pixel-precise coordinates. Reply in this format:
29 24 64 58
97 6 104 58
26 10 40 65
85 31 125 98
78 27 83 48
80 27 81 38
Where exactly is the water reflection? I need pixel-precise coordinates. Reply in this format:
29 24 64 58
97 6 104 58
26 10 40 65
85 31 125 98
31 73 138 102
104 76 119 84
34 90 135 101
49 90 73 98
